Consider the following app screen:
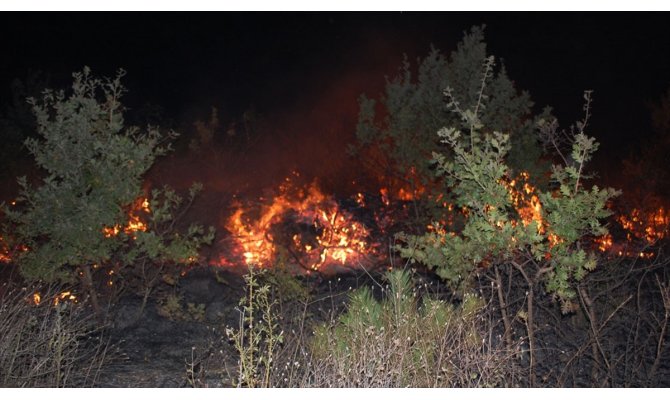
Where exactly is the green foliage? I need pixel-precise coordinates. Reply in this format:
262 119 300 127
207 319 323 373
351 26 551 206
1 67 213 286
310 270 513 387
123 183 214 268
227 266 284 388
157 293 206 322
396 58 619 311
263 251 312 306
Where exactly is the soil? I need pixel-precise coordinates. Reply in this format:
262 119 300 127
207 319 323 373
94 266 376 388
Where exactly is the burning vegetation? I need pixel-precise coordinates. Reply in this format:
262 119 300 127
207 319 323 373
102 197 151 239
217 172 375 272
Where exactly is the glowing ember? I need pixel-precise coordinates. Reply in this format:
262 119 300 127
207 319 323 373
31 291 77 306
222 173 372 270
0 237 11 263
617 207 670 244
594 233 613 252
0 235 28 264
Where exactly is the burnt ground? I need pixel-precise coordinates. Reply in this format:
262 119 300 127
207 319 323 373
94 266 380 388
3 250 669 387
88 256 670 388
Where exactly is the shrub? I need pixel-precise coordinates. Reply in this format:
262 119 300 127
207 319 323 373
2 67 214 313
309 269 518 387
396 53 619 385
351 25 551 214
226 266 284 387
0 282 110 387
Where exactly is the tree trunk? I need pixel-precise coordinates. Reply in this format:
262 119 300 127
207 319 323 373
81 264 101 318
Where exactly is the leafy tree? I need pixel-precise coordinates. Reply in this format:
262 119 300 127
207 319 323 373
396 55 619 384
351 25 551 212
2 67 214 313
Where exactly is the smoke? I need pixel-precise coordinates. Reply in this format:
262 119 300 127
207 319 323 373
148 30 410 200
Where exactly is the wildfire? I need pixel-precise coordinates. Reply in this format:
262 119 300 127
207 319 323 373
0 235 28 264
103 197 150 239
31 291 77 306
0 236 12 263
594 233 613 252
502 171 546 234
617 207 670 244
222 173 372 271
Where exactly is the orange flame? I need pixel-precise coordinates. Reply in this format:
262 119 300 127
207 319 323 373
222 174 371 270
103 197 150 239
617 207 669 244
31 291 77 306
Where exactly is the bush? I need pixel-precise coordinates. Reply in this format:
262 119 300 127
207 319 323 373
309 269 518 387
0 282 110 387
395 48 619 385
351 25 551 213
2 67 214 313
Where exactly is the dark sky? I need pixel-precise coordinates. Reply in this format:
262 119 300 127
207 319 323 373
2 12 669 172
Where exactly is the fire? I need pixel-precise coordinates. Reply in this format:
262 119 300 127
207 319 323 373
0 236 12 263
31 291 77 306
502 171 546 234
594 233 613 252
617 207 670 244
0 235 28 264
103 197 150 239
222 173 372 270
597 206 670 259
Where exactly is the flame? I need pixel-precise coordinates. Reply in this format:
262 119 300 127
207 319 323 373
221 173 371 270
53 291 77 305
617 207 669 244
30 291 77 306
0 236 12 263
0 235 28 264
103 197 150 239
502 172 546 234
594 233 613 252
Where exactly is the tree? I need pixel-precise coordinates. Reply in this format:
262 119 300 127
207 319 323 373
351 26 551 214
396 57 619 384
2 67 214 313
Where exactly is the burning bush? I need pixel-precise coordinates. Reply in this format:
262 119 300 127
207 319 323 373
218 173 375 273
1 67 214 314
351 25 552 223
394 50 619 385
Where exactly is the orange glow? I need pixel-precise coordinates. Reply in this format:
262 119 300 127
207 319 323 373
103 197 150 239
502 171 546 234
617 207 669 244
31 291 77 306
53 291 77 305
594 233 613 252
222 173 371 270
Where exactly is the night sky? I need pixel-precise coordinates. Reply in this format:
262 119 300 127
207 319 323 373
2 12 670 182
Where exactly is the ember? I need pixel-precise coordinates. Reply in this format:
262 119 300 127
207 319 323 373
30 290 77 306
617 207 670 244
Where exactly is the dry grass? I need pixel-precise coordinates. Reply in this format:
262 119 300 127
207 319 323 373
0 281 110 387
225 268 521 387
